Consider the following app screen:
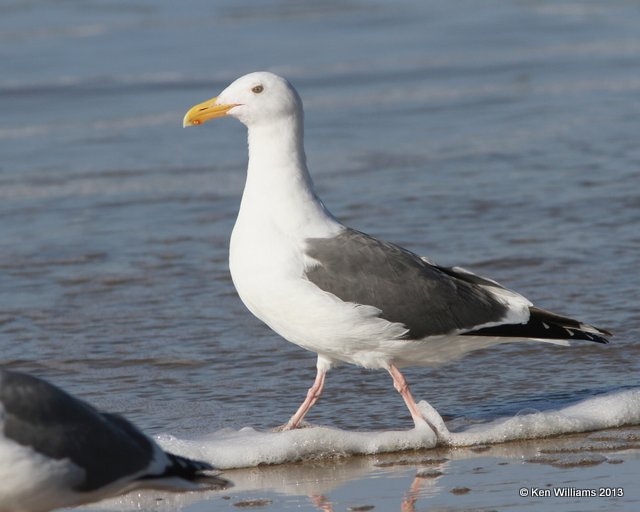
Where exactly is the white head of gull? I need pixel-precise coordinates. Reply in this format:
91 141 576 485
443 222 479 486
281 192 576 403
0 369 230 512
184 71 610 431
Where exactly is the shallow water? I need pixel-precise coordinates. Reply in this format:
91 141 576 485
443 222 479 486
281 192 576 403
1 0 639 510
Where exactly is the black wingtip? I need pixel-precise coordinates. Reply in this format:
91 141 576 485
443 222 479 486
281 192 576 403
572 328 610 345
532 307 612 344
158 452 232 489
464 306 612 345
170 452 213 471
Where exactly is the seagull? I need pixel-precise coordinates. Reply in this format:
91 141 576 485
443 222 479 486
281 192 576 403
0 369 230 512
183 71 611 431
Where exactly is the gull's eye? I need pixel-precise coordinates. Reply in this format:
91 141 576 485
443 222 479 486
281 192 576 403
252 85 264 94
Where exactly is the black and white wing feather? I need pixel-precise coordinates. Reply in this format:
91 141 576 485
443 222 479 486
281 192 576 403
304 228 610 344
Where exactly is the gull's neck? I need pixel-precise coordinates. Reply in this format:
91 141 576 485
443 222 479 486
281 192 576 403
237 115 340 238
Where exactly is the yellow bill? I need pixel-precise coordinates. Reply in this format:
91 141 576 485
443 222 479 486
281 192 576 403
183 97 238 127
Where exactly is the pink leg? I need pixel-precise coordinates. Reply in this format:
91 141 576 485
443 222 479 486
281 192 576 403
388 365 428 428
283 367 327 430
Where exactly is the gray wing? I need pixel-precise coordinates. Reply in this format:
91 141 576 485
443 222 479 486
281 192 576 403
304 228 510 339
305 228 611 344
0 369 153 492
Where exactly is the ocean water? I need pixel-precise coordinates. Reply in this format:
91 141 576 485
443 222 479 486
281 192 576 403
1 0 639 510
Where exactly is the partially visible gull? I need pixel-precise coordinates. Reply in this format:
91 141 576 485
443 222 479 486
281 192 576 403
0 369 230 512
183 71 611 430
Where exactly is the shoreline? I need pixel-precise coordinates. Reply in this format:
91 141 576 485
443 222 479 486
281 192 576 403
80 425 640 511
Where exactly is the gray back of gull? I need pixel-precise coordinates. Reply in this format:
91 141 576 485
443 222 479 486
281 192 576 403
0 369 153 492
304 228 508 339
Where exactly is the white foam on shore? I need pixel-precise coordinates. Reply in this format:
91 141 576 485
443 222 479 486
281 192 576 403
444 388 640 446
157 422 437 470
157 388 640 470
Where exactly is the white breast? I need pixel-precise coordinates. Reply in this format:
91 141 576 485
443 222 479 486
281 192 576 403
230 213 410 369
226 111 409 368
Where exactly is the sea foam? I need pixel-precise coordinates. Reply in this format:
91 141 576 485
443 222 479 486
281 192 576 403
157 388 640 470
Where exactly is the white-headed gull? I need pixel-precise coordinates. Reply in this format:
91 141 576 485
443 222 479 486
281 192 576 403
183 71 610 430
